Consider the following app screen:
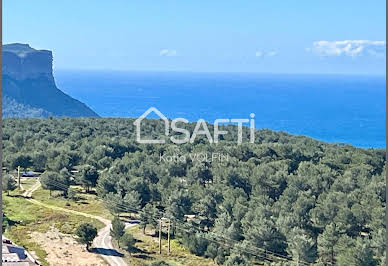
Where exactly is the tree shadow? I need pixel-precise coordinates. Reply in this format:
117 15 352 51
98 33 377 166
8 194 26 198
79 190 98 195
130 246 149 254
5 218 19 227
73 196 86 201
129 246 153 260
91 248 124 257
132 253 153 260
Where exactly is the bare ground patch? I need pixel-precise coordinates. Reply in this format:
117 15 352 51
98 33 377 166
30 227 107 266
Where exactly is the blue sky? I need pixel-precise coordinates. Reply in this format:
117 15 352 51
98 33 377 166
4 0 386 74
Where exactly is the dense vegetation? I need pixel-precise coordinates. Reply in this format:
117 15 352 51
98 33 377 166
2 95 51 118
3 117 386 265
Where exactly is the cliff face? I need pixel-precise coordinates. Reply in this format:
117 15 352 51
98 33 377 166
3 43 53 80
2 43 99 118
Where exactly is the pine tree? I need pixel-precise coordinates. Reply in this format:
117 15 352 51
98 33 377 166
2 174 16 196
121 233 136 255
104 192 123 216
110 216 125 248
78 164 99 192
286 228 317 265
76 223 98 251
336 237 377 266
139 203 158 234
123 191 142 217
318 223 339 265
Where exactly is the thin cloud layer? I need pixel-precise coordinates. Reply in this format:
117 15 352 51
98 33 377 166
266 51 278 57
255 50 278 57
310 40 386 57
160 49 177 57
255 51 263 57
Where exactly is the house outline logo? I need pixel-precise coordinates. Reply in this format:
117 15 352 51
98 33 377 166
134 107 256 145
134 107 169 144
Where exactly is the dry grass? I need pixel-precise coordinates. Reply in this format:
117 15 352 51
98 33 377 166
32 186 113 220
20 177 39 191
3 192 105 266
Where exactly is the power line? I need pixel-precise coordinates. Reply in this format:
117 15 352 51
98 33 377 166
32 180 308 265
104 200 304 264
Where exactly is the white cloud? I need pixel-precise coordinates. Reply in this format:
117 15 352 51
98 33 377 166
310 40 386 57
160 49 177 57
255 50 278 57
267 50 278 57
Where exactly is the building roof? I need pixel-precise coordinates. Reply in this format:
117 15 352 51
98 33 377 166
3 244 27 260
2 241 37 265
3 253 21 262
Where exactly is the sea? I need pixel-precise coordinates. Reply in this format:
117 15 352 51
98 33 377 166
55 70 386 148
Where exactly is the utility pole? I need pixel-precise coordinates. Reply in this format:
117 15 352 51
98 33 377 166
167 219 171 255
17 166 21 189
158 219 162 254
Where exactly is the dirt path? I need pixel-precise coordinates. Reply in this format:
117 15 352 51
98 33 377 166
22 178 41 197
23 179 130 266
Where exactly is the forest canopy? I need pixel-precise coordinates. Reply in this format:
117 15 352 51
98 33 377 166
3 117 386 265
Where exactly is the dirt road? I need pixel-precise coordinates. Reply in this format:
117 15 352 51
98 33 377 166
23 179 132 266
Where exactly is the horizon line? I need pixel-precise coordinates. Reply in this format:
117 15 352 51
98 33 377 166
53 68 387 77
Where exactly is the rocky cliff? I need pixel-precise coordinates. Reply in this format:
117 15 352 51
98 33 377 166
2 43 99 118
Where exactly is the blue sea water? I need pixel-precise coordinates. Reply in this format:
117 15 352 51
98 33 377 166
55 70 386 148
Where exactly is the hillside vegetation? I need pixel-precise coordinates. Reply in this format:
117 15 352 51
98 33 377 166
3 117 386 265
2 95 52 118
